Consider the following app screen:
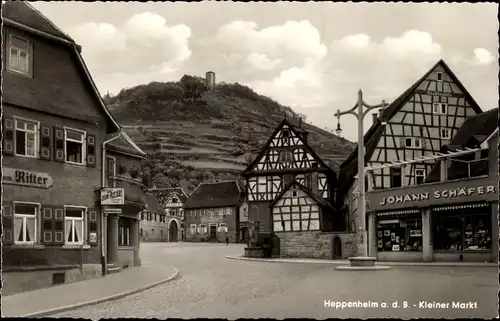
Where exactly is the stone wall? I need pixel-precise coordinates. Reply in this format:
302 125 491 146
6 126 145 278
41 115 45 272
275 231 357 259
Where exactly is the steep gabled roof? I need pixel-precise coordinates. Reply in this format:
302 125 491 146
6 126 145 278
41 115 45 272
426 108 498 182
242 117 336 176
106 131 146 159
338 59 484 197
269 179 335 211
143 193 163 214
148 187 189 206
184 180 243 209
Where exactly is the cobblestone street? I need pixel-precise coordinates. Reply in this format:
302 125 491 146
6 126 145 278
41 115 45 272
49 242 498 319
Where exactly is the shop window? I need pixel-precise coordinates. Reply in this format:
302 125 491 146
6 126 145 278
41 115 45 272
119 218 131 246
415 169 426 185
190 224 197 235
433 213 491 252
65 206 86 245
390 167 402 188
14 202 38 244
14 118 38 158
65 128 86 165
377 218 422 252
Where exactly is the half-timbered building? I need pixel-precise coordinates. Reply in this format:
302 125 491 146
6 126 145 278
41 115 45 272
241 118 354 259
148 186 189 242
140 193 168 242
1 1 145 294
338 59 484 232
365 108 498 262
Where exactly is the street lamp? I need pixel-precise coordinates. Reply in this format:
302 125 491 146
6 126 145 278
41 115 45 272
335 89 388 268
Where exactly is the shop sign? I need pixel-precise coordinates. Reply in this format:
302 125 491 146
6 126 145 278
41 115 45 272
89 232 97 244
101 188 124 205
104 208 122 214
379 185 496 206
414 89 464 98
2 167 53 188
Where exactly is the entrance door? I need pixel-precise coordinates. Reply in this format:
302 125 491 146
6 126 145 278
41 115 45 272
210 225 217 241
332 236 342 259
168 220 179 242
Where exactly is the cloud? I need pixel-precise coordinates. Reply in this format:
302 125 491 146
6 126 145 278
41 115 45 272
69 12 192 74
245 53 282 70
473 48 495 65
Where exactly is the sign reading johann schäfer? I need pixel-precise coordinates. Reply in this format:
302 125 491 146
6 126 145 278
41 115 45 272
324 300 478 310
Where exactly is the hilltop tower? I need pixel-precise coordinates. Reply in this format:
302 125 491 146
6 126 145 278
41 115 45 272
206 71 216 91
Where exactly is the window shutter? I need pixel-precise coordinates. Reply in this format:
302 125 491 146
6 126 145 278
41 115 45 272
54 127 65 162
40 125 53 160
2 116 14 155
2 203 14 245
42 206 54 245
88 209 98 246
86 134 96 167
53 207 65 245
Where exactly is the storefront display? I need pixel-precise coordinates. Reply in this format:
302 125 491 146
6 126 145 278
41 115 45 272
377 217 422 252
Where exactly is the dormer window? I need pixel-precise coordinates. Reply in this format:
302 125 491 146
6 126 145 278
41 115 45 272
8 34 32 77
433 103 448 115
405 137 422 149
437 72 443 81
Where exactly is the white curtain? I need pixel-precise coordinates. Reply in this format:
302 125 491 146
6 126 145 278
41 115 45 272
14 217 23 242
26 217 36 242
65 220 72 242
75 220 83 243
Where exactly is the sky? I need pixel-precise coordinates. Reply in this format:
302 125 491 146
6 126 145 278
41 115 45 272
32 2 498 142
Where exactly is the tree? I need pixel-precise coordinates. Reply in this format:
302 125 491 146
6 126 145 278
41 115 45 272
180 75 207 103
201 170 215 181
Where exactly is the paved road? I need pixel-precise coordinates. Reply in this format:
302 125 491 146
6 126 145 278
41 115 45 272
52 243 498 319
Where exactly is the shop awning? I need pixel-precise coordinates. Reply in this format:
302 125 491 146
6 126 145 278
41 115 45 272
376 209 420 217
432 203 490 212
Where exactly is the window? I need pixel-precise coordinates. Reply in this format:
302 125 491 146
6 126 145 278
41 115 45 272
190 224 197 235
440 128 451 140
171 198 178 204
8 34 31 76
272 205 320 232
279 150 293 162
437 72 443 81
415 169 426 185
14 202 38 244
404 137 422 149
65 128 86 165
14 118 38 157
64 206 85 245
218 223 228 233
198 224 207 234
433 212 491 252
377 218 422 252
291 188 298 198
390 167 402 188
282 129 290 138
433 103 448 115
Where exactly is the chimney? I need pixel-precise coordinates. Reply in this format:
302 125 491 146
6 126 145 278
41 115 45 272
372 113 378 125
378 109 383 118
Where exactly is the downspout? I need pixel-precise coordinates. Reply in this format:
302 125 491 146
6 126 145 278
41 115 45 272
101 130 123 275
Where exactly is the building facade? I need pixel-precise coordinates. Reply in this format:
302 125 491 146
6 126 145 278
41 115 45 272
241 118 355 259
365 109 498 262
149 187 188 242
1 2 145 295
184 181 245 243
338 59 484 233
140 194 168 242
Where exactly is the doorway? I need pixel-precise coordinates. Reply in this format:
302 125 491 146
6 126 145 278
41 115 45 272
168 220 179 242
209 225 217 241
333 236 342 259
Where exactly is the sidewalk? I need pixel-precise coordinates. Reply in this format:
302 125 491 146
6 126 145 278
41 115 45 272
2 264 180 318
226 255 498 267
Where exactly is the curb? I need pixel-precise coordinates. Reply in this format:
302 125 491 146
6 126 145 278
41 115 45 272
20 266 181 318
226 255 498 267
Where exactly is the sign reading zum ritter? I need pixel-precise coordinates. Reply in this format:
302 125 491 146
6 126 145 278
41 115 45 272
101 188 125 205
2 167 54 188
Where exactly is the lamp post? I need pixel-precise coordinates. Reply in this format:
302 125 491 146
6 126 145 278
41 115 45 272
335 89 387 267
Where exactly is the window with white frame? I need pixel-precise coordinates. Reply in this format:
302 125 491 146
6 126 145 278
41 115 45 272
415 169 426 185
8 34 31 75
65 128 86 164
218 223 228 233
14 202 38 244
64 206 85 244
291 187 299 198
198 224 207 234
14 118 38 157
404 137 422 149
119 218 131 246
440 128 451 139
433 103 448 115
437 72 443 81
190 224 197 235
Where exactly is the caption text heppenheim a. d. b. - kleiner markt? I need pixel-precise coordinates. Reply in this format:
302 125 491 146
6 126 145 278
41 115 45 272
324 300 478 309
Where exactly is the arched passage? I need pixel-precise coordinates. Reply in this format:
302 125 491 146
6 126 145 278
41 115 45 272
168 219 179 242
